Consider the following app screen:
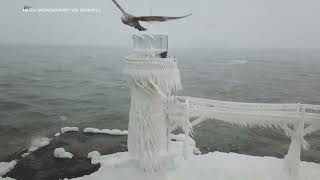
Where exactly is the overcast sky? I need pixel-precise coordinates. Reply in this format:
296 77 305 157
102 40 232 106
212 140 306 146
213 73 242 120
1 0 320 48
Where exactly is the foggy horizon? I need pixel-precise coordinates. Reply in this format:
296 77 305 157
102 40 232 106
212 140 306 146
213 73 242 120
1 0 320 49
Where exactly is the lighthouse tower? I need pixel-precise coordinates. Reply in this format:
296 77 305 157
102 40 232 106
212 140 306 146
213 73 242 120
123 34 191 172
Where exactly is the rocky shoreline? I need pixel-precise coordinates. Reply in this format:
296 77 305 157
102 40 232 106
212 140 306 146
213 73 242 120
2 129 320 180
2 131 127 180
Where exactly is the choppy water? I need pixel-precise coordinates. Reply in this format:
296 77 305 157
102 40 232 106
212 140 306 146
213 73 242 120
1 46 320 161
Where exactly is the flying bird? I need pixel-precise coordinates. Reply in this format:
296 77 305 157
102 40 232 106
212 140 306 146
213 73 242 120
112 0 191 31
23 5 32 10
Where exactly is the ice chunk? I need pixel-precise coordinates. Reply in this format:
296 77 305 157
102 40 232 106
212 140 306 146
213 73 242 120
0 160 16 176
60 127 79 133
83 128 128 135
53 148 73 159
28 137 51 152
52 127 78 139
21 152 29 158
88 151 101 159
88 151 101 165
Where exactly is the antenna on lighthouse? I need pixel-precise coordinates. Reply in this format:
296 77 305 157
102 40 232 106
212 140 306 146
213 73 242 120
147 6 153 29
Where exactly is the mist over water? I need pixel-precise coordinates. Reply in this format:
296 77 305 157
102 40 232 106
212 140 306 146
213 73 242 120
0 46 320 161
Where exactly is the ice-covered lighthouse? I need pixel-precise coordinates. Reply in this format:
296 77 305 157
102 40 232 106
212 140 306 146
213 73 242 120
121 34 320 179
123 33 192 172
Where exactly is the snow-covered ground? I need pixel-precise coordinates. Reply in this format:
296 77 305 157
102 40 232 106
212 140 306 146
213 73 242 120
83 128 128 135
67 141 320 180
0 161 16 177
0 177 15 180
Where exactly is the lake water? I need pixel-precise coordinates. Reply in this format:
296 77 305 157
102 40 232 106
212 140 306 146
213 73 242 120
0 46 320 161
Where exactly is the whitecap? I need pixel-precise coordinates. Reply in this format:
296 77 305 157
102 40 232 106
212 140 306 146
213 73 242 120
227 60 248 65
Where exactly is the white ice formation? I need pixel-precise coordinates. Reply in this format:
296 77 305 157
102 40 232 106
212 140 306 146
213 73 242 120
83 128 128 135
0 177 15 180
121 32 320 179
178 96 320 179
54 127 79 137
51 33 320 180
171 134 201 155
53 148 73 159
88 151 101 165
66 141 320 180
27 137 51 153
22 136 51 157
124 34 192 172
88 151 101 159
0 161 16 176
131 34 168 57
60 127 79 133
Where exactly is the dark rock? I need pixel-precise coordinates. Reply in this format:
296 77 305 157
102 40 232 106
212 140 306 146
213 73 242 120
3 131 127 180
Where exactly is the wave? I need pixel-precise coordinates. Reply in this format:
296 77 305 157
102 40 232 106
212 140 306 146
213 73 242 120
0 101 29 111
227 60 249 65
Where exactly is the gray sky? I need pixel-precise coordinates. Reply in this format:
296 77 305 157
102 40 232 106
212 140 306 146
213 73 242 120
1 0 320 48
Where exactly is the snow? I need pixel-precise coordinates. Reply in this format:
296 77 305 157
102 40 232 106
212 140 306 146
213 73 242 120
171 134 201 155
53 127 79 137
0 177 15 180
66 141 320 180
0 160 16 176
28 137 51 152
53 148 73 159
171 134 195 144
88 151 100 159
20 153 28 158
83 128 128 135
60 127 79 133
21 137 51 157
88 151 101 165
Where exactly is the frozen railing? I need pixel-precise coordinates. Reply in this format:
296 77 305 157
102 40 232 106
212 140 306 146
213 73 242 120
176 96 320 180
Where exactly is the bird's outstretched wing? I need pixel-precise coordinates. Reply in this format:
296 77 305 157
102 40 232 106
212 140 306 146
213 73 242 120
135 13 192 22
112 0 127 14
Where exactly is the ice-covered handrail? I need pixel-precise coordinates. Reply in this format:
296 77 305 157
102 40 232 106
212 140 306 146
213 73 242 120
177 96 320 179
177 96 320 128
